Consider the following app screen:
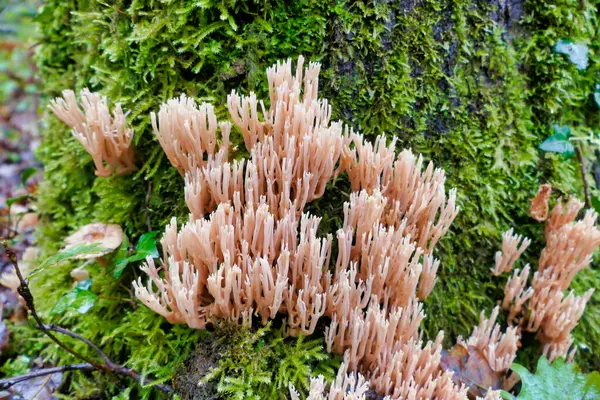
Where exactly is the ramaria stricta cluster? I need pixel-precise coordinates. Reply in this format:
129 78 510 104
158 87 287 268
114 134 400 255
49 89 136 177
498 191 599 362
134 57 466 398
50 57 599 400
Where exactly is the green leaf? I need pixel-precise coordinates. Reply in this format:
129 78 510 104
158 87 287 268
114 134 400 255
539 125 574 158
594 85 600 108
113 232 159 278
112 235 130 278
552 124 571 138
135 231 160 258
75 279 92 291
113 257 131 278
72 290 98 314
555 39 589 70
50 279 97 315
114 235 130 261
34 243 106 275
539 137 574 157
49 292 75 315
592 196 600 214
20 167 37 185
6 195 29 207
509 357 600 399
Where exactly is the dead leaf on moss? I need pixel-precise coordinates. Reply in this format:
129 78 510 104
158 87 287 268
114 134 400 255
11 370 62 400
441 344 505 398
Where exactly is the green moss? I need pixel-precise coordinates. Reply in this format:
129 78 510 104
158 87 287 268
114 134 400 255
187 323 338 400
19 0 600 397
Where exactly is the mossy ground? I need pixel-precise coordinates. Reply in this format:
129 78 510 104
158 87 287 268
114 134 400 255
8 0 600 398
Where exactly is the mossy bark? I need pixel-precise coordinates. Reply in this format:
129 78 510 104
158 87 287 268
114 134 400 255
25 0 600 397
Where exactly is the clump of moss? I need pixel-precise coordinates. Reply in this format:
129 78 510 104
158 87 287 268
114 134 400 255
18 0 600 397
174 322 339 400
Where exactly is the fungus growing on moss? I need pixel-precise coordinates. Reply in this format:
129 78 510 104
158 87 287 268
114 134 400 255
49 89 136 177
289 354 370 400
64 223 123 265
134 57 462 398
529 184 552 222
498 188 600 362
151 95 231 175
492 228 531 276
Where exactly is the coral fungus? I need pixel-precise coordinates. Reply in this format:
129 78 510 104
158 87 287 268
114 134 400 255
134 57 461 398
49 89 136 177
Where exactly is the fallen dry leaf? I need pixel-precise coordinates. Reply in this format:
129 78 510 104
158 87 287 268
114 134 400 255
441 344 506 398
11 370 62 400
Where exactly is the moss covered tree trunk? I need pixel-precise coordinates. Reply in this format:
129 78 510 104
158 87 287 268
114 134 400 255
28 0 600 397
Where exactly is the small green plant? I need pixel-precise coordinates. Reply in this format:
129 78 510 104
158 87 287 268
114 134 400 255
539 125 575 158
30 242 106 277
112 231 159 278
501 357 600 400
50 279 97 315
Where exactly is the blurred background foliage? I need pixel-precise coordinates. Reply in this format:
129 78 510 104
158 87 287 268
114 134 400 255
0 0 40 136
1 0 600 398
0 0 42 290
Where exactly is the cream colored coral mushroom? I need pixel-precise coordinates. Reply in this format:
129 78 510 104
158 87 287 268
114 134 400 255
49 89 136 177
64 223 123 262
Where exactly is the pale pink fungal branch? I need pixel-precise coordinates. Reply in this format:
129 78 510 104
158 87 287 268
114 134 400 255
497 187 600 362
417 254 440 300
370 335 467 400
492 228 531 276
185 57 343 219
186 126 344 219
531 287 593 363
342 132 397 193
458 307 519 374
228 56 332 155
289 353 371 400
502 265 533 323
331 190 442 309
133 256 209 329
151 94 230 175
136 202 332 335
343 140 460 253
324 300 466 399
529 184 552 221
545 197 584 236
49 89 136 177
538 210 600 290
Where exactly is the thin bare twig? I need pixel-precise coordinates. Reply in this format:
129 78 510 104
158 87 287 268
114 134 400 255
575 145 592 209
0 238 173 393
43 324 111 365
